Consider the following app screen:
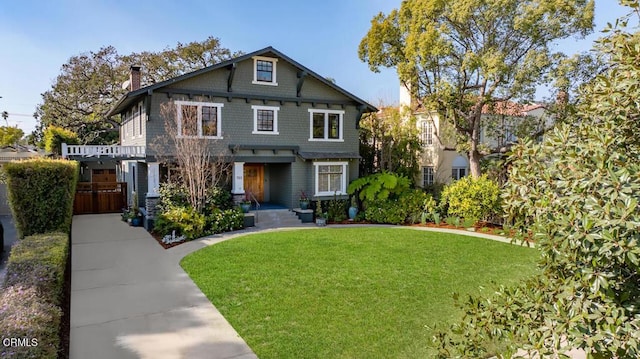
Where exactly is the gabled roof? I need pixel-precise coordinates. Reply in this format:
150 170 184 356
106 46 377 117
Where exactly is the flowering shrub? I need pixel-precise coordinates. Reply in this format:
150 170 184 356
0 286 61 358
206 208 244 234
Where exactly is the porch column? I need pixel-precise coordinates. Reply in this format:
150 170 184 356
147 162 160 197
231 162 245 195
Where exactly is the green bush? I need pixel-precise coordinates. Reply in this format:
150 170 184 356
154 206 206 240
204 186 233 211
347 171 411 203
44 125 79 156
0 232 69 359
206 208 244 234
154 206 243 240
364 190 434 225
3 233 69 305
440 175 500 222
157 182 189 212
4 158 78 238
0 286 61 358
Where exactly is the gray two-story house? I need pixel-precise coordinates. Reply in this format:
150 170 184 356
105 47 376 209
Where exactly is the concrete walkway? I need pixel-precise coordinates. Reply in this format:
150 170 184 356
70 215 525 359
70 214 289 359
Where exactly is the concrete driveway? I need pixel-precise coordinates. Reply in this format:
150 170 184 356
70 214 257 359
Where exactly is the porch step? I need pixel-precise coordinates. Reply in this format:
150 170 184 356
254 209 307 228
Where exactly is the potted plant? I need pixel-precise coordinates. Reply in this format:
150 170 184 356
348 196 358 221
129 191 142 226
299 190 310 210
240 192 252 213
315 200 326 226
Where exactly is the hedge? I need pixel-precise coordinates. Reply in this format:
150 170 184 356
3 232 69 305
0 286 61 358
1 232 69 359
43 125 78 156
4 158 78 238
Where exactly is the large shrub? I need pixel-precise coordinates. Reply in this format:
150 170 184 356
154 206 244 240
347 171 411 203
0 286 61 358
439 175 500 221
154 206 206 240
365 190 434 225
44 125 79 156
4 158 78 237
434 15 640 356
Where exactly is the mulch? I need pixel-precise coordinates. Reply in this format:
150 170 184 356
149 231 186 249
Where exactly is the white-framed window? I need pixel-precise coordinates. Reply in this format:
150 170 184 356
137 104 143 137
314 161 348 196
420 121 433 146
423 166 434 187
175 100 224 138
452 167 466 181
251 105 279 135
252 56 278 86
308 109 344 141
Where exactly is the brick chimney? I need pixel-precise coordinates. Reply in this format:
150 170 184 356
129 65 141 91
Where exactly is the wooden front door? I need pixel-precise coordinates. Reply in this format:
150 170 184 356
244 164 264 202
92 169 116 183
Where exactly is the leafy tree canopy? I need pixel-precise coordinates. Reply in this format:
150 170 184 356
434 2 640 356
36 37 240 144
359 0 594 177
0 126 24 147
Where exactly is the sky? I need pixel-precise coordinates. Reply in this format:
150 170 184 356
0 0 635 135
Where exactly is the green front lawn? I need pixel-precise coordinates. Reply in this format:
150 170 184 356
181 227 538 358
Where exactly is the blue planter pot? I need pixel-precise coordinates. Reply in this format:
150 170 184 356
348 206 358 220
131 217 142 227
300 201 310 210
240 203 251 213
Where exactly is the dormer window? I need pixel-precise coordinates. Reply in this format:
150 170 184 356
253 56 278 86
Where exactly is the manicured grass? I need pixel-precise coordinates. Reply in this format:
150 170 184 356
181 227 538 358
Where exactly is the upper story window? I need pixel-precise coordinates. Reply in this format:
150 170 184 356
175 100 224 138
251 105 279 135
420 121 433 146
253 56 278 86
309 109 344 142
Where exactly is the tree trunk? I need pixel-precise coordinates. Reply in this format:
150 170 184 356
469 149 482 178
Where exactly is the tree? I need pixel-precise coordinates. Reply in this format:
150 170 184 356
44 126 79 156
36 37 239 145
359 0 595 177
433 3 640 356
0 126 24 147
151 101 231 213
359 106 421 180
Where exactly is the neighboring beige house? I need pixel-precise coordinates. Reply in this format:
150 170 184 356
399 85 547 188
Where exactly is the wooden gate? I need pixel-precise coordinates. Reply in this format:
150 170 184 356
74 182 127 215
